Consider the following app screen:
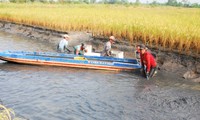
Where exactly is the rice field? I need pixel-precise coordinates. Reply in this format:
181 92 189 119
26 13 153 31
0 3 199 56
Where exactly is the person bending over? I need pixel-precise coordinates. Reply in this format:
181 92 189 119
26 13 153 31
140 44 157 79
74 43 87 55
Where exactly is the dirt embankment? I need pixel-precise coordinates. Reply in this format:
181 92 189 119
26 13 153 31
0 20 199 82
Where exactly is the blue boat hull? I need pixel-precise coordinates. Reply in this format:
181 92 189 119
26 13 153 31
0 51 141 71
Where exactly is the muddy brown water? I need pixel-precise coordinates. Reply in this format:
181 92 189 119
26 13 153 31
0 31 200 120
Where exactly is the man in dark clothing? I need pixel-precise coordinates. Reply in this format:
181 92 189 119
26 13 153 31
140 44 157 79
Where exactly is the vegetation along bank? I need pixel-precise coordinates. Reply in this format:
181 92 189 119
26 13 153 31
0 3 199 82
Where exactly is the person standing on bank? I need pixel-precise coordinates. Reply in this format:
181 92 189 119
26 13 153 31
140 44 157 80
57 34 71 53
102 36 116 56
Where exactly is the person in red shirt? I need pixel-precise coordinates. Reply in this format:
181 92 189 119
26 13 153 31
140 44 157 79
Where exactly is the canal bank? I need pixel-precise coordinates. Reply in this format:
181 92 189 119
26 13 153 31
0 21 200 120
0 20 199 83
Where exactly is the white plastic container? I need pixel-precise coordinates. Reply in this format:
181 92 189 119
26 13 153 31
111 50 124 58
84 45 124 58
85 45 92 53
84 52 101 56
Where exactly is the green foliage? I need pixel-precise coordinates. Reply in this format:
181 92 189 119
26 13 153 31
10 0 27 3
90 0 96 3
192 3 200 8
5 0 200 8
167 0 177 6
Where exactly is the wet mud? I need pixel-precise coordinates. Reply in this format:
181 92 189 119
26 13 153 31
0 20 200 120
0 20 199 83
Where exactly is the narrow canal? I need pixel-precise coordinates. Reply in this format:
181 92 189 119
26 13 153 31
0 31 200 120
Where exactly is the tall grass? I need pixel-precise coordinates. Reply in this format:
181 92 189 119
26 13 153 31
0 3 199 56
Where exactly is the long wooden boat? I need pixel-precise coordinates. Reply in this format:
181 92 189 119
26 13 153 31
0 51 141 71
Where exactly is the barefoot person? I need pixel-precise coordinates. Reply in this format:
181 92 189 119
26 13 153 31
102 36 116 56
140 44 157 80
57 34 71 53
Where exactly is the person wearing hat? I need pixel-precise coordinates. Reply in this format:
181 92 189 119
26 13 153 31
57 34 71 53
140 44 157 79
102 36 116 56
73 43 88 55
135 44 149 59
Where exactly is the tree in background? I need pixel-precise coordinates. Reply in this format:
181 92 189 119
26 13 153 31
135 0 140 5
182 0 189 4
101 0 128 4
90 0 96 3
182 0 190 7
83 0 89 4
121 0 128 4
4 0 200 8
166 0 178 6
150 0 158 6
